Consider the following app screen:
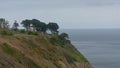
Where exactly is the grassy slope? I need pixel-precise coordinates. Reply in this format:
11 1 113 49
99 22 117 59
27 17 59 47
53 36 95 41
0 34 92 68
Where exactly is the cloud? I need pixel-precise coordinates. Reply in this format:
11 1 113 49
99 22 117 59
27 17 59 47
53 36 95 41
0 0 120 29
0 0 120 10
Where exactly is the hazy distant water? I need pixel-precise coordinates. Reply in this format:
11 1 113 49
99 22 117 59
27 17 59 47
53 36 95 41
60 29 120 68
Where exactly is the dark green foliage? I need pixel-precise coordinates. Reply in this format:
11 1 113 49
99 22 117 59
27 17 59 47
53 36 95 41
47 22 59 34
21 19 47 33
49 36 64 46
49 36 66 46
49 37 57 45
66 54 77 63
39 22 47 33
65 40 71 44
59 33 69 40
31 19 41 31
32 19 47 33
27 31 38 35
59 33 71 44
35 21 47 33
31 19 40 27
21 19 31 31
0 18 60 36
12 20 19 31
19 29 26 33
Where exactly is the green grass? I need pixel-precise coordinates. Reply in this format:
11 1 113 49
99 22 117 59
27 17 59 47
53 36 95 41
2 42 24 63
62 44 88 63
49 37 57 45
2 43 16 55
27 31 38 35
2 42 42 68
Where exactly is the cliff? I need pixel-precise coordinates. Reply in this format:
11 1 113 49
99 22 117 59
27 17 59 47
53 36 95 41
0 34 93 68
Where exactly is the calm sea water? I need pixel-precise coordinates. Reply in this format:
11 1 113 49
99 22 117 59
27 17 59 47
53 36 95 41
60 29 120 68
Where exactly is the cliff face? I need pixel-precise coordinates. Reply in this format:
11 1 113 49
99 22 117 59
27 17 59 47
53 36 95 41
0 34 93 68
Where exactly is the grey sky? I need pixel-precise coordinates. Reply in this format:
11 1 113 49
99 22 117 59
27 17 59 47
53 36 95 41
0 0 120 29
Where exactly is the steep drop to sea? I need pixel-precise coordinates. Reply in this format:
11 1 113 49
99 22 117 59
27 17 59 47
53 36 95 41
0 34 93 68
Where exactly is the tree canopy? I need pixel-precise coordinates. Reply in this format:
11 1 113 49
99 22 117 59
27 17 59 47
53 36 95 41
31 19 47 33
21 19 31 31
47 22 59 34
59 33 69 40
12 20 19 31
0 18 62 35
21 19 59 34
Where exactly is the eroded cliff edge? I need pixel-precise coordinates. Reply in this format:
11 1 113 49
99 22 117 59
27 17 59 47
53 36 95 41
0 34 93 68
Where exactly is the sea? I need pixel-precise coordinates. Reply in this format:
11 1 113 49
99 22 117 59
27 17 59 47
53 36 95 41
60 29 120 68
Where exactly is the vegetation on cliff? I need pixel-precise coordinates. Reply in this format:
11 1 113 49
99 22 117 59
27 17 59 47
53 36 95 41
0 18 92 68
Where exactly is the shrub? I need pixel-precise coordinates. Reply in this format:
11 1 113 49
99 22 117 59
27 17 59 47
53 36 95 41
19 29 26 33
49 37 57 44
27 31 38 35
1 30 13 36
2 43 15 55
59 33 69 40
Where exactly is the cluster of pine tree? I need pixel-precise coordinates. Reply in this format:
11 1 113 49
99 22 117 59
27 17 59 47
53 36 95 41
0 18 69 42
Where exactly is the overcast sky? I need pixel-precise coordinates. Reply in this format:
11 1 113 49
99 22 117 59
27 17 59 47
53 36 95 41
0 0 120 29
